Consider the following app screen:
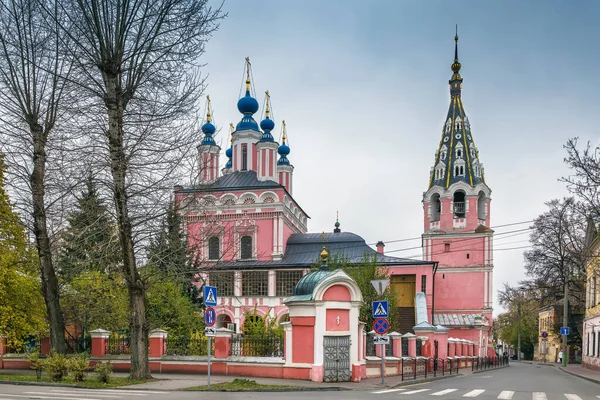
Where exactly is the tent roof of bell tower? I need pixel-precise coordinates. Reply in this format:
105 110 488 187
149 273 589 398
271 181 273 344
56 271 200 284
428 30 487 191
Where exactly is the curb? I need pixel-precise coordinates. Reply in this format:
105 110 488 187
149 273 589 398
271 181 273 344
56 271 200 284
0 379 168 391
181 386 345 392
390 373 466 388
472 365 510 374
558 367 600 386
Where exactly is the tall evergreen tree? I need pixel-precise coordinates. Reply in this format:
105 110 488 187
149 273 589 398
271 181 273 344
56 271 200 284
146 202 201 306
0 155 47 349
58 176 121 280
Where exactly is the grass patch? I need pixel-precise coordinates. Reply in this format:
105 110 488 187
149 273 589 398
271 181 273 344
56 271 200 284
184 378 299 391
0 373 153 388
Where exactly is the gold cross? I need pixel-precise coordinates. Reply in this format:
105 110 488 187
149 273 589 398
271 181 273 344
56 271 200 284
321 231 326 243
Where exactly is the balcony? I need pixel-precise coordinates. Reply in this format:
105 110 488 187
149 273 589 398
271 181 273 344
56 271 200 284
453 201 465 218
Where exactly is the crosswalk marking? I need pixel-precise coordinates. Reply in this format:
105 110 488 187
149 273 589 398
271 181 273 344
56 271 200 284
403 389 431 394
463 390 486 397
373 388 406 394
498 391 514 399
565 395 582 400
25 392 121 398
533 392 548 400
432 389 458 396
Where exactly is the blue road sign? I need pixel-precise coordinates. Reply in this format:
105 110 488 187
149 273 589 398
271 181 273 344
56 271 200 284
372 301 389 318
373 318 390 335
205 307 216 327
204 285 218 307
560 326 570 336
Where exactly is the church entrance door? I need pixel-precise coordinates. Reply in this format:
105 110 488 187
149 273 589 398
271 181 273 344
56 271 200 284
323 336 350 382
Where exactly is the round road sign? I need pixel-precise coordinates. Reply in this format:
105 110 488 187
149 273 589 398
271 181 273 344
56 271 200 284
205 307 216 327
373 318 390 335
541 331 548 338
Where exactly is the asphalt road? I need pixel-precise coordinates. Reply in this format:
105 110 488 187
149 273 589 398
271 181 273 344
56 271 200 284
0 363 596 400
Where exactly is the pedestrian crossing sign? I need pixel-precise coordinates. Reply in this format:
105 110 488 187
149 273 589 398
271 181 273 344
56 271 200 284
372 301 389 318
204 285 218 307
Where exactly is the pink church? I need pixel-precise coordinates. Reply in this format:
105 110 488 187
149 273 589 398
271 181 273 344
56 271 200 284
175 35 495 357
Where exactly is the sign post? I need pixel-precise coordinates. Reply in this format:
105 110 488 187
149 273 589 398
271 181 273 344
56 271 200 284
203 286 218 388
373 318 390 384
370 280 390 386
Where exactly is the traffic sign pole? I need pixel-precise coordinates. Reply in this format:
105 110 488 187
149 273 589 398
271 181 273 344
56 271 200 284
207 335 211 389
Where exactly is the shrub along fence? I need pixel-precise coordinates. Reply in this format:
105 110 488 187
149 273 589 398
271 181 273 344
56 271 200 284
164 336 214 356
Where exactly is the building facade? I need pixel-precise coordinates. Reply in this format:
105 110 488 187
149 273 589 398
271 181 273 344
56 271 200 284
176 35 494 355
582 216 600 370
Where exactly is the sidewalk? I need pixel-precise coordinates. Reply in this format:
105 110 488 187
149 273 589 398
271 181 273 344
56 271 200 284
558 364 600 385
121 369 474 391
0 367 488 391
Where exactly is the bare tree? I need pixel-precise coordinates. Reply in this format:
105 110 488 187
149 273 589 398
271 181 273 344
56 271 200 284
522 198 587 306
52 0 224 378
0 0 72 353
563 138 600 217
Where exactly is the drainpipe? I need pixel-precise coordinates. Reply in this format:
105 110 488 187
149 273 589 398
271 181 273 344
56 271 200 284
431 262 438 325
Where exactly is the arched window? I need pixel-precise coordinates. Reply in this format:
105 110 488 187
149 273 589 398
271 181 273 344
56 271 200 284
457 149 462 158
241 144 248 171
240 235 252 259
453 191 466 218
431 193 441 222
208 236 219 260
478 191 487 220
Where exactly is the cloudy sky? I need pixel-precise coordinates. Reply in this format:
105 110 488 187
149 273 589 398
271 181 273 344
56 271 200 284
200 0 600 314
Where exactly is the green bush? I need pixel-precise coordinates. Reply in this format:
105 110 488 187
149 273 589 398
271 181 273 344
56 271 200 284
94 361 113 383
68 354 89 382
43 353 69 381
25 352 44 380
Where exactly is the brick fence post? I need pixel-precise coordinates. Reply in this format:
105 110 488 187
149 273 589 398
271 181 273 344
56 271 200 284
89 329 110 358
149 329 168 358
389 332 402 358
40 338 51 356
404 333 417 358
214 328 233 359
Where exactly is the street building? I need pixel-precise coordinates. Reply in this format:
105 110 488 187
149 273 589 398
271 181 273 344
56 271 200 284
582 216 600 370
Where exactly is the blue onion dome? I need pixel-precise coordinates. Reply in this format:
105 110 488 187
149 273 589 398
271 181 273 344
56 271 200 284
278 142 290 156
201 121 216 135
335 220 340 228
237 83 259 115
225 158 232 169
260 116 275 131
225 146 232 158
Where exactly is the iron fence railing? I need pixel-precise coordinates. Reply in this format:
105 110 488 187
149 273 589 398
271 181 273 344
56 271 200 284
229 335 284 357
65 336 91 354
105 335 131 355
471 356 509 371
402 337 409 357
164 337 213 356
7 338 40 354
366 335 376 356
416 340 422 357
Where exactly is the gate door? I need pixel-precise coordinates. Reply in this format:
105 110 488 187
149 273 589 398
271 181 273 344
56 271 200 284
323 336 350 382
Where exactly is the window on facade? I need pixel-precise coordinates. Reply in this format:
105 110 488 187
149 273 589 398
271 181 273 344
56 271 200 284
477 191 486 220
421 275 426 293
276 270 303 297
241 144 248 170
457 149 462 158
209 271 234 297
242 271 269 296
240 235 253 259
208 236 219 260
453 191 466 218
431 194 441 222
444 243 450 252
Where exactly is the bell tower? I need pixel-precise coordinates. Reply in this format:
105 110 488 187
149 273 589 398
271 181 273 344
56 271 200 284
422 31 494 327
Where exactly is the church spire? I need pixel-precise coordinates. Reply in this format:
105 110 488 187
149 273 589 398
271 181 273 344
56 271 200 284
428 30 485 190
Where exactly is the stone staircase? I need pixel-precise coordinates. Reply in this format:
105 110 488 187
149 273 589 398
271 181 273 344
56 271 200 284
395 306 416 333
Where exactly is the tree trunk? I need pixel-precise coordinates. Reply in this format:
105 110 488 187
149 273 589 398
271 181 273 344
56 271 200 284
104 76 151 380
30 122 66 354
